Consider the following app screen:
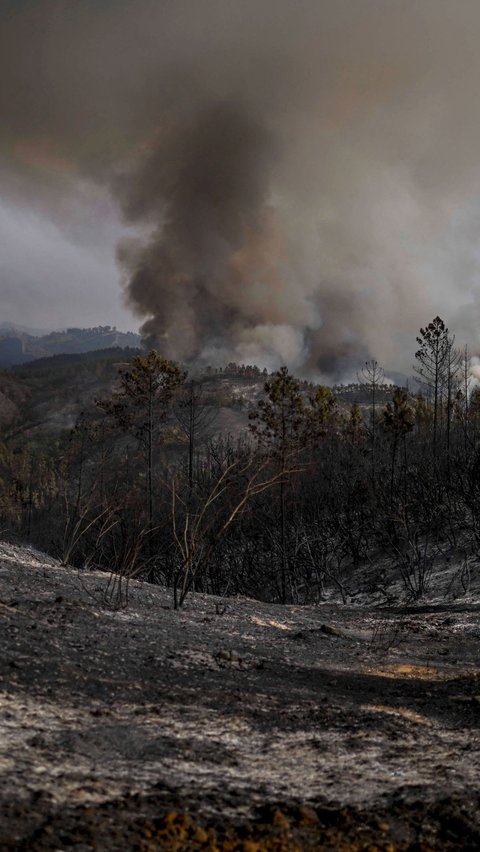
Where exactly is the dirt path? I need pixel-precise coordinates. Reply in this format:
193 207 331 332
1 542 480 849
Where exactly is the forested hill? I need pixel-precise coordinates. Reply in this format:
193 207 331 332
0 322 478 609
0 348 142 435
0 325 142 367
0 348 402 440
0 351 265 437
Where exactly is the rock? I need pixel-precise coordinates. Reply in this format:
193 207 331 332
320 624 343 638
215 648 242 664
297 804 319 825
272 809 290 829
216 649 231 661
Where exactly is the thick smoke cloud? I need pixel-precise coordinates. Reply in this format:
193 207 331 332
2 1 480 375
115 101 319 365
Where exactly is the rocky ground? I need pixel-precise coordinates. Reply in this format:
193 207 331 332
1 541 480 850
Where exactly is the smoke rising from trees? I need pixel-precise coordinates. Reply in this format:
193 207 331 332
2 1 480 376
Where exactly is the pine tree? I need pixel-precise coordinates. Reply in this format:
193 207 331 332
358 359 385 485
249 366 305 603
345 402 365 443
383 387 415 505
97 351 185 576
414 317 451 455
174 379 218 496
307 385 337 444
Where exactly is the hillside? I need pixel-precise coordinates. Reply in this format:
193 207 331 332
1 542 480 850
0 349 142 434
0 346 403 441
0 352 268 441
0 326 142 368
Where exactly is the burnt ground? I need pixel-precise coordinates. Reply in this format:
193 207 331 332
1 543 480 850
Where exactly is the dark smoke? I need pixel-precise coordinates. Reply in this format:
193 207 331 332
3 1 480 375
116 102 280 362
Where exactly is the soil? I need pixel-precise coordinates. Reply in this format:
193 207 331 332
1 541 480 850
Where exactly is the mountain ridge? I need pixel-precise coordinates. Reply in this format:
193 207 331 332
0 324 142 367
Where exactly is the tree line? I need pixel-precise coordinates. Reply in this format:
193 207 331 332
1 316 480 607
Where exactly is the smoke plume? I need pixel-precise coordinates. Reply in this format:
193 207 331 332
3 1 480 376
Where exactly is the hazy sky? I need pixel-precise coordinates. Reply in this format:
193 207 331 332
2 1 480 375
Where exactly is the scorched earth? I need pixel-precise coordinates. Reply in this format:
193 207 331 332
0 541 480 850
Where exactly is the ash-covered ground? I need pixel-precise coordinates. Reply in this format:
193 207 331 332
1 541 480 850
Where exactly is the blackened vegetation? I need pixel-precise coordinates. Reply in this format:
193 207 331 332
0 316 479 608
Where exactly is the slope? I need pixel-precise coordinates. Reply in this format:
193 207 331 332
1 542 480 850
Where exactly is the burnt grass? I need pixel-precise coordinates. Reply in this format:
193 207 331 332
1 543 480 850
